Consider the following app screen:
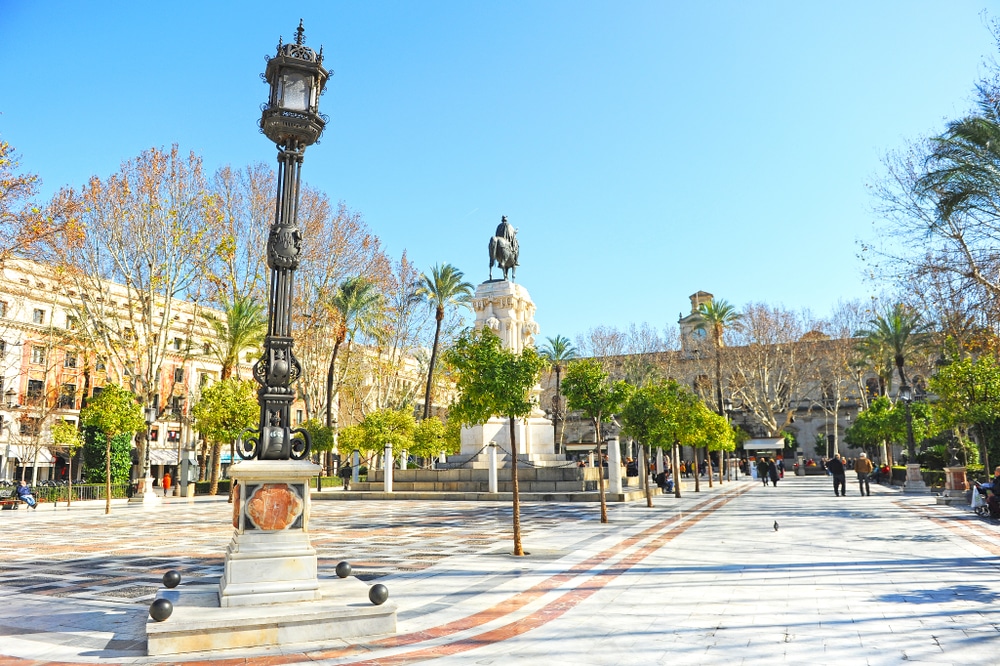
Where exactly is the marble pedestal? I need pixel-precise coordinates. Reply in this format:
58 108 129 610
219 460 321 607
903 463 931 494
145 458 397 655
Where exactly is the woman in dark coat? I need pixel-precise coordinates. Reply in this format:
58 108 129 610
768 458 780 486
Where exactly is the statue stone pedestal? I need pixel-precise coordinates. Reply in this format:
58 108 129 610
903 463 931 494
456 280 555 465
219 460 321 607
936 466 970 506
145 459 397 656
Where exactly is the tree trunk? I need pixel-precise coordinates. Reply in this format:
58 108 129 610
228 441 236 503
104 431 112 515
510 415 523 556
554 365 563 454
326 340 342 429
673 442 682 498
718 451 725 485
694 448 701 492
67 451 73 508
209 442 221 496
642 445 652 508
423 312 444 420
595 418 607 523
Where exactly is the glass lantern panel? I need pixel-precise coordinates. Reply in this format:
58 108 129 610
280 72 310 112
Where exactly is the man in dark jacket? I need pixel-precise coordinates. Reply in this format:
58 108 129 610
828 453 847 497
16 481 37 509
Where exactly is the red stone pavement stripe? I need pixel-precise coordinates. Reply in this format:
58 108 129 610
902 501 1000 555
0 485 749 666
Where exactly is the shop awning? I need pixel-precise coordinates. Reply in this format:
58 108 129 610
149 448 179 465
7 445 54 466
745 438 786 451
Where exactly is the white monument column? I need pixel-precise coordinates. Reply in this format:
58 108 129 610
656 448 664 475
488 441 499 493
383 444 393 493
351 450 360 485
607 437 623 495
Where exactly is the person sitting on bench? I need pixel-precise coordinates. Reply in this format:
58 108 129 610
16 481 37 509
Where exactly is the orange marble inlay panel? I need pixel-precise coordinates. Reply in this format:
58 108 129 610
245 483 302 531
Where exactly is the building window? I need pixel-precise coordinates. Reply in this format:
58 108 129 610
0 301 7 318
66 314 78 330
31 347 46 365
32 308 45 325
20 417 41 437
167 429 181 443
203 342 212 355
199 372 213 387
173 337 183 350
59 384 76 409
91 386 104 399
169 396 184 416
0 340 6 356
150 427 159 442
96 357 106 371
26 380 44 405
295 410 304 425
174 368 184 383
64 351 78 368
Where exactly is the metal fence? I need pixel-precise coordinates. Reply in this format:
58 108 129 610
29 483 131 503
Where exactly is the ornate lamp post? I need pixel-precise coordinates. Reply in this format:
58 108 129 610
898 382 929 493
239 20 328 462
138 406 159 505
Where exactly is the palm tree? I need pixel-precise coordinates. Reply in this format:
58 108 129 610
539 335 578 453
695 299 741 484
324 276 382 429
855 303 930 460
203 296 266 380
416 264 473 420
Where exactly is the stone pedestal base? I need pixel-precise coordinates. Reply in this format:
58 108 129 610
903 463 931 494
219 460 321 608
147 577 397 656
944 466 969 492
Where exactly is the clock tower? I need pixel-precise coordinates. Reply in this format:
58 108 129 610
678 291 714 353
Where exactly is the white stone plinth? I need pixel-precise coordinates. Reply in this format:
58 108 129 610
219 459 322 607
147 577 397 656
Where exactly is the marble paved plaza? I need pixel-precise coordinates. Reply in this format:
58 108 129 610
2 474 1000 665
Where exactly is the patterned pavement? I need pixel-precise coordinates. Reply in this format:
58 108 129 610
3 478 1000 665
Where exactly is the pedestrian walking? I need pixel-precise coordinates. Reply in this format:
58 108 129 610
828 453 847 496
757 458 769 486
854 453 873 496
338 461 353 491
162 472 172 497
768 458 780 486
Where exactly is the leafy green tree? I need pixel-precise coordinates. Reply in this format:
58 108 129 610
539 334 578 453
928 355 1000 471
79 384 145 514
621 382 672 507
855 303 930 461
845 395 895 460
695 298 742 415
51 420 83 507
81 431 132 486
324 276 382 429
192 378 257 496
340 409 416 467
444 328 546 555
561 358 629 523
203 295 266 380
416 263 474 420
412 416 459 464
299 418 335 470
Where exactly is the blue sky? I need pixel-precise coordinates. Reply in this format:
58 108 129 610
1 1 996 343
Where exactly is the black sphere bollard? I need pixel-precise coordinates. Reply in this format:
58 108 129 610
335 561 352 578
149 598 173 622
162 570 181 589
369 583 388 605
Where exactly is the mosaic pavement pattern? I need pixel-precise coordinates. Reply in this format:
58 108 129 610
0 499 592 607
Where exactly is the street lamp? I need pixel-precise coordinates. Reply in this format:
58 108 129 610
723 398 736 480
240 20 328 462
898 382 929 494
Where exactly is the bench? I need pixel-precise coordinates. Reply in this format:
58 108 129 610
0 488 20 510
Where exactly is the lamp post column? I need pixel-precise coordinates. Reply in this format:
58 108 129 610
141 407 159 505
900 383 929 494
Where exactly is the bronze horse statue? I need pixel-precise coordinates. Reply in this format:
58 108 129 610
488 215 519 281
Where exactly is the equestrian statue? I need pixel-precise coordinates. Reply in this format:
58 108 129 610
488 215 519 281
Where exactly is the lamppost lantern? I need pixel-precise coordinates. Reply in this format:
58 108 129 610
899 383 913 403
261 20 329 148
145 407 158 426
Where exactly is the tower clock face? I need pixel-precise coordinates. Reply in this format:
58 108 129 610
693 328 707 338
